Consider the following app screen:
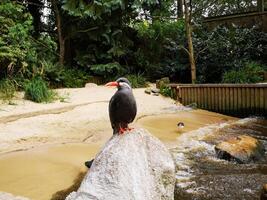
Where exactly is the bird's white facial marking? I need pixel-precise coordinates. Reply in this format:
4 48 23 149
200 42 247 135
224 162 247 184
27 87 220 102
119 82 131 89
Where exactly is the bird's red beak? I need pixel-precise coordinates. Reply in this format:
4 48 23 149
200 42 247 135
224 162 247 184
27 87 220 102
105 81 119 87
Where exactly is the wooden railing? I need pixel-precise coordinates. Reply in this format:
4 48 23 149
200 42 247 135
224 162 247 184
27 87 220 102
169 84 267 117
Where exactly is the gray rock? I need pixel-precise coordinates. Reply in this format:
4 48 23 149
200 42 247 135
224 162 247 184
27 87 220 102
66 129 175 200
145 88 151 94
151 88 160 93
0 192 30 200
215 135 265 163
156 77 170 89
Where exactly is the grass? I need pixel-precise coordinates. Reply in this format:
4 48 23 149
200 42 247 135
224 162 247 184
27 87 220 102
24 77 57 103
0 79 17 104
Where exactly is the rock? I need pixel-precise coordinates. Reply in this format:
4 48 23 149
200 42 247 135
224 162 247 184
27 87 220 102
0 192 30 200
215 135 265 163
66 129 175 200
145 88 151 94
156 77 170 89
261 184 267 200
151 93 159 96
151 88 160 93
85 83 97 88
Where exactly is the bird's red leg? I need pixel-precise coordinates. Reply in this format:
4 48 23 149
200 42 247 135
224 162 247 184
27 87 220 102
127 127 134 131
118 124 127 134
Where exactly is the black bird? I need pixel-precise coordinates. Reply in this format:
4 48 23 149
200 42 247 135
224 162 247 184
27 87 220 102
106 77 137 134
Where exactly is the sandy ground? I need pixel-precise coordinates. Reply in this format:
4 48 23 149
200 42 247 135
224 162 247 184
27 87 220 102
0 85 177 154
0 85 238 200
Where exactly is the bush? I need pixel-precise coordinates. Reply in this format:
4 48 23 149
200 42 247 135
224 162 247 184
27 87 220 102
160 85 173 98
0 79 17 103
194 26 267 83
24 77 56 103
222 62 265 83
125 74 148 88
90 62 125 80
40 60 91 88
133 20 187 80
61 69 91 88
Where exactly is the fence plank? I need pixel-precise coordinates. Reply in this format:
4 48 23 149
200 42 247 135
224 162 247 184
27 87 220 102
169 84 267 116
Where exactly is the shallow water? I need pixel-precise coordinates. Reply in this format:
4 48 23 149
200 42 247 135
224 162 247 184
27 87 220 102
173 117 267 200
0 110 241 200
137 109 235 141
0 143 99 200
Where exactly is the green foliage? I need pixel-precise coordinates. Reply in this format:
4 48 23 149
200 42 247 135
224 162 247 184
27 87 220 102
24 77 56 103
39 61 90 88
61 69 90 88
133 20 187 79
160 85 173 98
0 79 17 103
194 26 267 83
0 1 57 80
0 1 35 78
222 62 265 83
90 62 125 80
125 74 148 88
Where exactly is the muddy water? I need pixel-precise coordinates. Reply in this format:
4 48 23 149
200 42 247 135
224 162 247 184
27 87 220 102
0 143 99 200
0 109 236 200
137 109 235 141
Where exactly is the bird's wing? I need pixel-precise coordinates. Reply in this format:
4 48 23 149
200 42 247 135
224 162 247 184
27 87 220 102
109 90 137 127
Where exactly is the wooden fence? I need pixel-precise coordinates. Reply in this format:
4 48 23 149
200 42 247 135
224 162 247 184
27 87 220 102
169 84 267 117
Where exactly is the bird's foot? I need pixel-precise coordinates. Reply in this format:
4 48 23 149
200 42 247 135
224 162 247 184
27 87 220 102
127 127 134 131
118 127 134 134
119 127 127 134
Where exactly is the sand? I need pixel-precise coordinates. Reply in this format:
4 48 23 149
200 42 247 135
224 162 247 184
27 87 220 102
0 85 177 154
0 85 237 200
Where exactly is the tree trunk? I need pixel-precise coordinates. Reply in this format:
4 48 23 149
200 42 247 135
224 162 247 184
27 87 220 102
257 0 264 12
177 0 183 19
51 0 65 65
184 0 196 84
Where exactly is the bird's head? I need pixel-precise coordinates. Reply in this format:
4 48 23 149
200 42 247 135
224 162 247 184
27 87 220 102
105 77 132 90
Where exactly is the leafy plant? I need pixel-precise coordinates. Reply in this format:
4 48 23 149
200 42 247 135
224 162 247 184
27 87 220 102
160 85 173 98
125 74 148 88
0 79 17 103
194 26 267 83
222 62 265 83
90 62 125 80
24 77 57 103
61 69 91 88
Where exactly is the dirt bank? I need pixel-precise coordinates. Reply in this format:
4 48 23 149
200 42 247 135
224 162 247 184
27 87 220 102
0 86 176 154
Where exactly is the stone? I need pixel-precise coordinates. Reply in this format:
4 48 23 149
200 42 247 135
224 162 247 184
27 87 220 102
215 135 265 163
260 184 267 200
66 129 175 200
145 88 151 94
0 192 30 200
151 88 160 93
156 77 170 89
85 83 97 88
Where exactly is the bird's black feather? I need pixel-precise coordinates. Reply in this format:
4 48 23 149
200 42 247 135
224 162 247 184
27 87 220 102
108 78 137 134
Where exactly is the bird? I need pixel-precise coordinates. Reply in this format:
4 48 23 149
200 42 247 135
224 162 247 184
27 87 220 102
177 122 185 129
105 77 137 135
